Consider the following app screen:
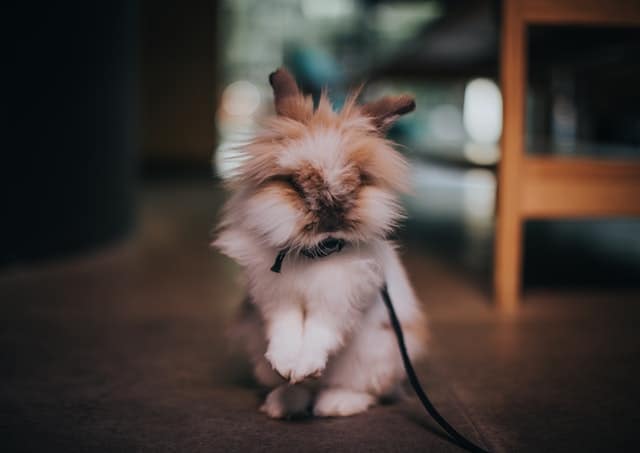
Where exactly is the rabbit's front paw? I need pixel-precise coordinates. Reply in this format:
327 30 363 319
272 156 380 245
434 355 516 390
289 351 327 383
265 340 301 381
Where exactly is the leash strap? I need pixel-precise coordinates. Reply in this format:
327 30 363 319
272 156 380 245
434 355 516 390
270 248 289 273
381 284 490 453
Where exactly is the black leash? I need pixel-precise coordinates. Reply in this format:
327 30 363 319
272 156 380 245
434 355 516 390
381 285 490 453
270 240 490 452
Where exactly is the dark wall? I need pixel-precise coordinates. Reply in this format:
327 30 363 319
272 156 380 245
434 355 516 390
4 2 138 267
4 1 221 267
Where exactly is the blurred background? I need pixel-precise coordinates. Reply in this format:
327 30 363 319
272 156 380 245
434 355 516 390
5 0 639 286
2 1 640 452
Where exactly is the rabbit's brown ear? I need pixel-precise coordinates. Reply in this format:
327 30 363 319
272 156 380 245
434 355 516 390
362 95 415 132
269 67 310 120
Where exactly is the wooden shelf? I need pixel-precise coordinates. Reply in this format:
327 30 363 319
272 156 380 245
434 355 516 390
521 156 640 218
520 0 640 25
494 0 640 310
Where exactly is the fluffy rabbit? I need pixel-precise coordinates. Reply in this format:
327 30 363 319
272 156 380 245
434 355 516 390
214 68 426 418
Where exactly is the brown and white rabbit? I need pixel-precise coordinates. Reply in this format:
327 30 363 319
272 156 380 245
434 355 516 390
214 68 426 418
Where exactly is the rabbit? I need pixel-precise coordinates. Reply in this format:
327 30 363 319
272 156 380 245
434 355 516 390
214 68 426 418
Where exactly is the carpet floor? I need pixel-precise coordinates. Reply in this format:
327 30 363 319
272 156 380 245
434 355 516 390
2 181 639 452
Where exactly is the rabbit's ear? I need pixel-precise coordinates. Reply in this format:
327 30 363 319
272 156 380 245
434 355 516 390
362 95 415 132
269 68 311 121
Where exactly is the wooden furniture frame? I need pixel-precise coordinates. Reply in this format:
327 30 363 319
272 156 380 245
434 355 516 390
495 0 640 311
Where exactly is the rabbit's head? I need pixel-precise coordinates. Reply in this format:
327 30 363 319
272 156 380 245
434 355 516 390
223 68 415 252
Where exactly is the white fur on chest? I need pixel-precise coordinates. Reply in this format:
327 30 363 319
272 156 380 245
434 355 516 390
251 243 385 314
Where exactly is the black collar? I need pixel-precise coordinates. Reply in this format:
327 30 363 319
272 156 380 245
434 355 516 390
270 237 346 273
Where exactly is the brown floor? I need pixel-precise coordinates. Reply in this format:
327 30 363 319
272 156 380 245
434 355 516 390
2 180 640 452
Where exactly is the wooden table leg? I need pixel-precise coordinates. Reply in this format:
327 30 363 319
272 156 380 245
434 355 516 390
495 0 526 311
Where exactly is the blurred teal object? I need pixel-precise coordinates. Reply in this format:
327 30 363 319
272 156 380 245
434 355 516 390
288 47 345 105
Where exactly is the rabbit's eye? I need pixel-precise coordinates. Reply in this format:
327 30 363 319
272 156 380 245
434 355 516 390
284 176 305 197
359 171 374 186
269 174 305 197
